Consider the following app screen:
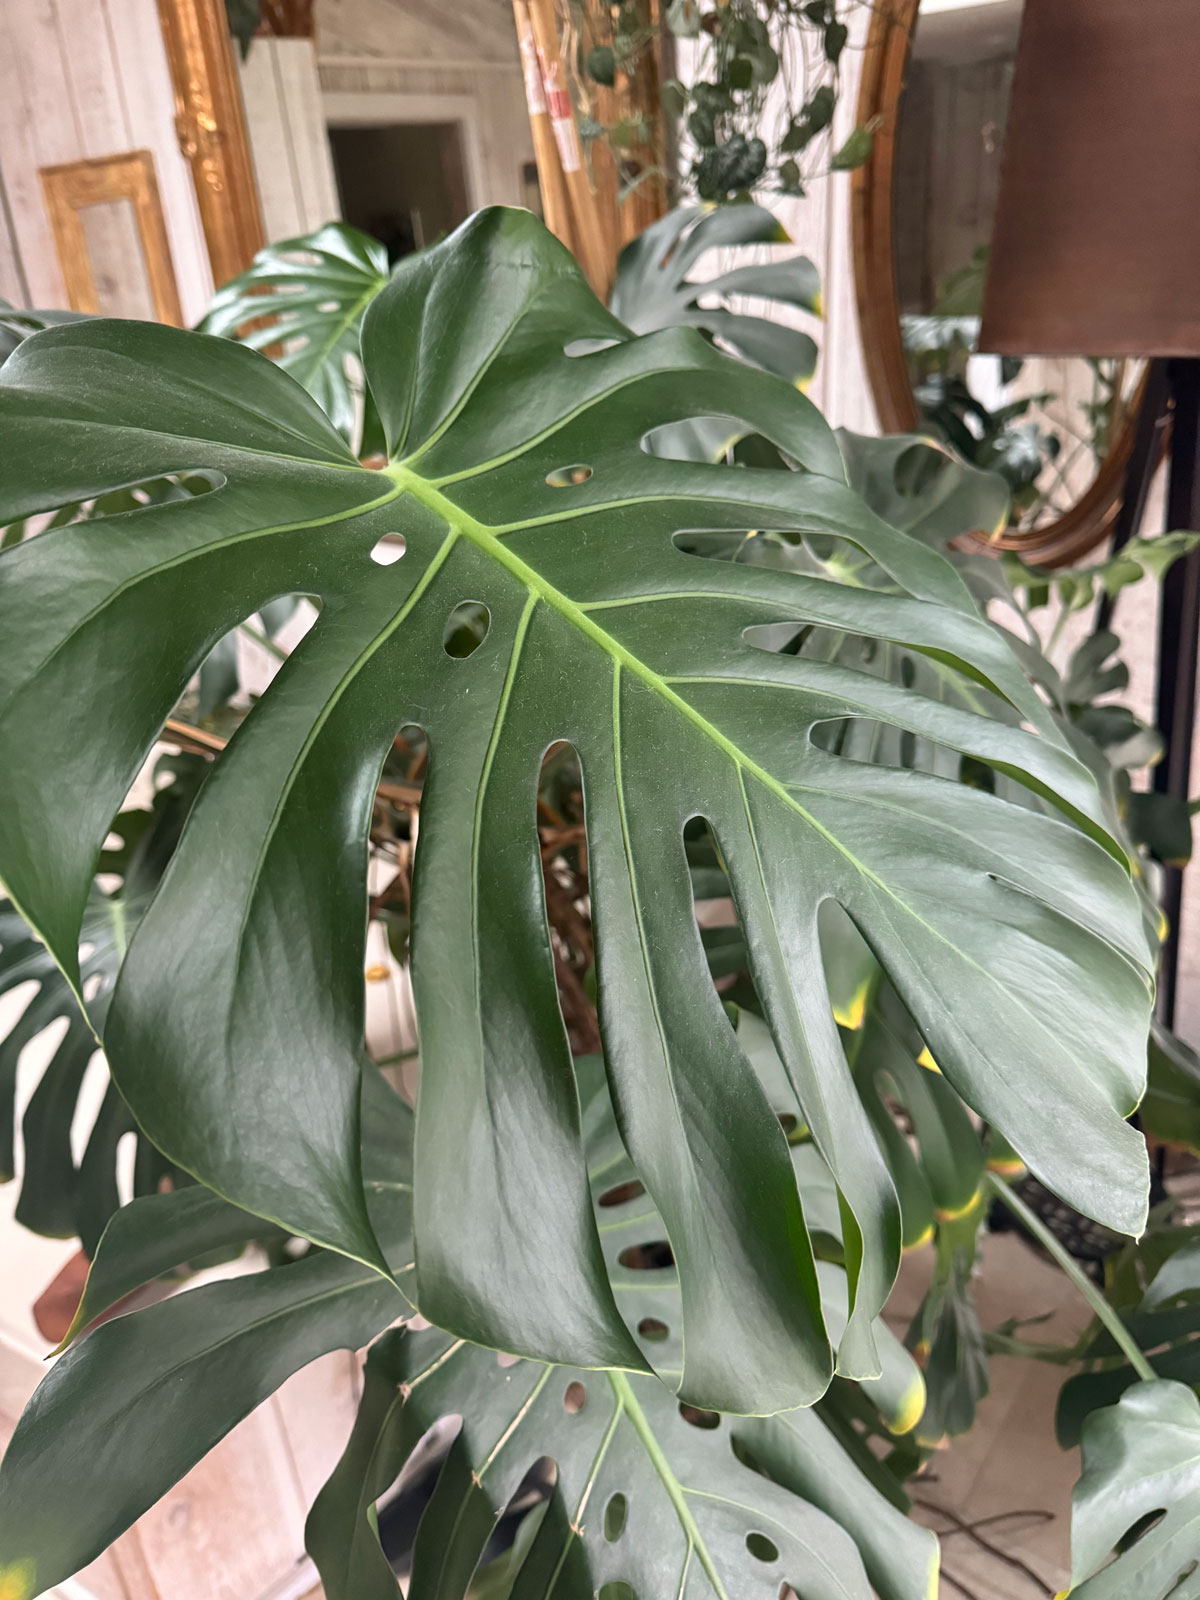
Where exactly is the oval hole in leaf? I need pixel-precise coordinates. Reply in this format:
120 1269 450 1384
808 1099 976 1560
369 534 407 566
637 1317 669 1342
545 463 593 487
604 1492 628 1542
1116 1509 1166 1552
617 1240 674 1269
442 601 490 659
679 1403 720 1430
598 1179 645 1207
316 300 340 313
563 1380 587 1414
746 1532 779 1563
598 1585 637 1600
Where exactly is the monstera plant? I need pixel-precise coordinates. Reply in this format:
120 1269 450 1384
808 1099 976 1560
0 206 1168 1596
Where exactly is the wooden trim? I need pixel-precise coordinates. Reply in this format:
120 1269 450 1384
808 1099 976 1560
850 0 1146 566
39 150 183 325
157 0 265 288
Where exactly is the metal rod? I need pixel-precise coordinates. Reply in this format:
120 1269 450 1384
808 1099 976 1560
1153 357 1200 1026
1094 358 1171 634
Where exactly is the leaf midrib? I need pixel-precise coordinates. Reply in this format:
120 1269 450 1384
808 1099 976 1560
388 462 958 917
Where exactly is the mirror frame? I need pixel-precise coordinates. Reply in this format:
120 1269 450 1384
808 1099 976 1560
850 0 1143 566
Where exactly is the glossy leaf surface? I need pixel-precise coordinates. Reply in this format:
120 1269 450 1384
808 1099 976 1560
0 1071 413 1595
198 221 390 451
0 207 1152 1414
1070 1380 1200 1598
610 203 821 385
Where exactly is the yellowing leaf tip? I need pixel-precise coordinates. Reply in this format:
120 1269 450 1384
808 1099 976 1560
0 1562 36 1600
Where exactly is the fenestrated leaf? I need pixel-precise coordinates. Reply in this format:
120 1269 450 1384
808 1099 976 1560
0 1069 414 1596
0 756 204 1248
0 207 1152 1416
0 1252 404 1596
198 222 390 451
56 1183 284 1349
307 1327 938 1600
312 1070 937 1600
1069 1379 1200 1598
60 1062 414 1350
611 203 821 386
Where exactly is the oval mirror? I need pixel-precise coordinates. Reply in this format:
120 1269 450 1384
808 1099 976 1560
853 0 1146 563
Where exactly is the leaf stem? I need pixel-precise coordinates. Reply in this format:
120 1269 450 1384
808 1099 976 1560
984 1173 1155 1382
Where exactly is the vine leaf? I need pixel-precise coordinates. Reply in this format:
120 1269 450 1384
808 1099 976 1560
0 207 1151 1415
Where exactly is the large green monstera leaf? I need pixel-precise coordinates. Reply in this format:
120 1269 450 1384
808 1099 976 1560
0 207 1151 1416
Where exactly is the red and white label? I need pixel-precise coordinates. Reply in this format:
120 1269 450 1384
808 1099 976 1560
537 50 581 172
517 18 547 115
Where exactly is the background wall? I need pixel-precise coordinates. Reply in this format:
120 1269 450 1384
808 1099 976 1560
0 0 212 322
313 0 536 211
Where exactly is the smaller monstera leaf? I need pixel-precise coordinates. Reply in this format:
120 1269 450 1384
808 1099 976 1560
849 975 986 1252
610 203 821 386
1056 1223 1200 1448
0 206 1154 1418
837 431 1011 549
306 1328 939 1600
198 222 390 451
0 1069 413 1596
0 756 204 1247
1069 1380 1200 1598
306 1069 937 1600
0 1252 403 1597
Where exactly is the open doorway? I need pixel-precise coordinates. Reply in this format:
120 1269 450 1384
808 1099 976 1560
326 122 470 263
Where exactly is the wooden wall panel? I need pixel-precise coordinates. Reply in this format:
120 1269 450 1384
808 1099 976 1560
0 0 211 320
240 37 341 244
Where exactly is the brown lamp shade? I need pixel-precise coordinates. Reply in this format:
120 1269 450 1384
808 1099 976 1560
979 0 1200 359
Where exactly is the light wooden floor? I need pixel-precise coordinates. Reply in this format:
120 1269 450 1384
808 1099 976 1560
889 1230 1090 1600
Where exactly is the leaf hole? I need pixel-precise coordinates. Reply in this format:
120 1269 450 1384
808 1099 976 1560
316 299 340 313
370 534 407 566
598 1179 645 1207
442 601 490 659
603 1491 628 1542
597 1585 637 1600
546 463 593 487
679 1403 721 1430
746 1532 779 1563
618 1240 674 1270
1117 1508 1166 1552
637 1317 669 1342
496 1350 520 1368
563 1380 587 1414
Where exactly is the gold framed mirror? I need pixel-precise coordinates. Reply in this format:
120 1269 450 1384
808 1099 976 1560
851 0 1146 565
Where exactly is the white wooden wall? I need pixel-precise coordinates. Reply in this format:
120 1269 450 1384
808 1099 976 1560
0 0 213 322
312 0 536 212
240 37 342 244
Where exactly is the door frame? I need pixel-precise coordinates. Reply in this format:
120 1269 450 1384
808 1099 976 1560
320 90 487 220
